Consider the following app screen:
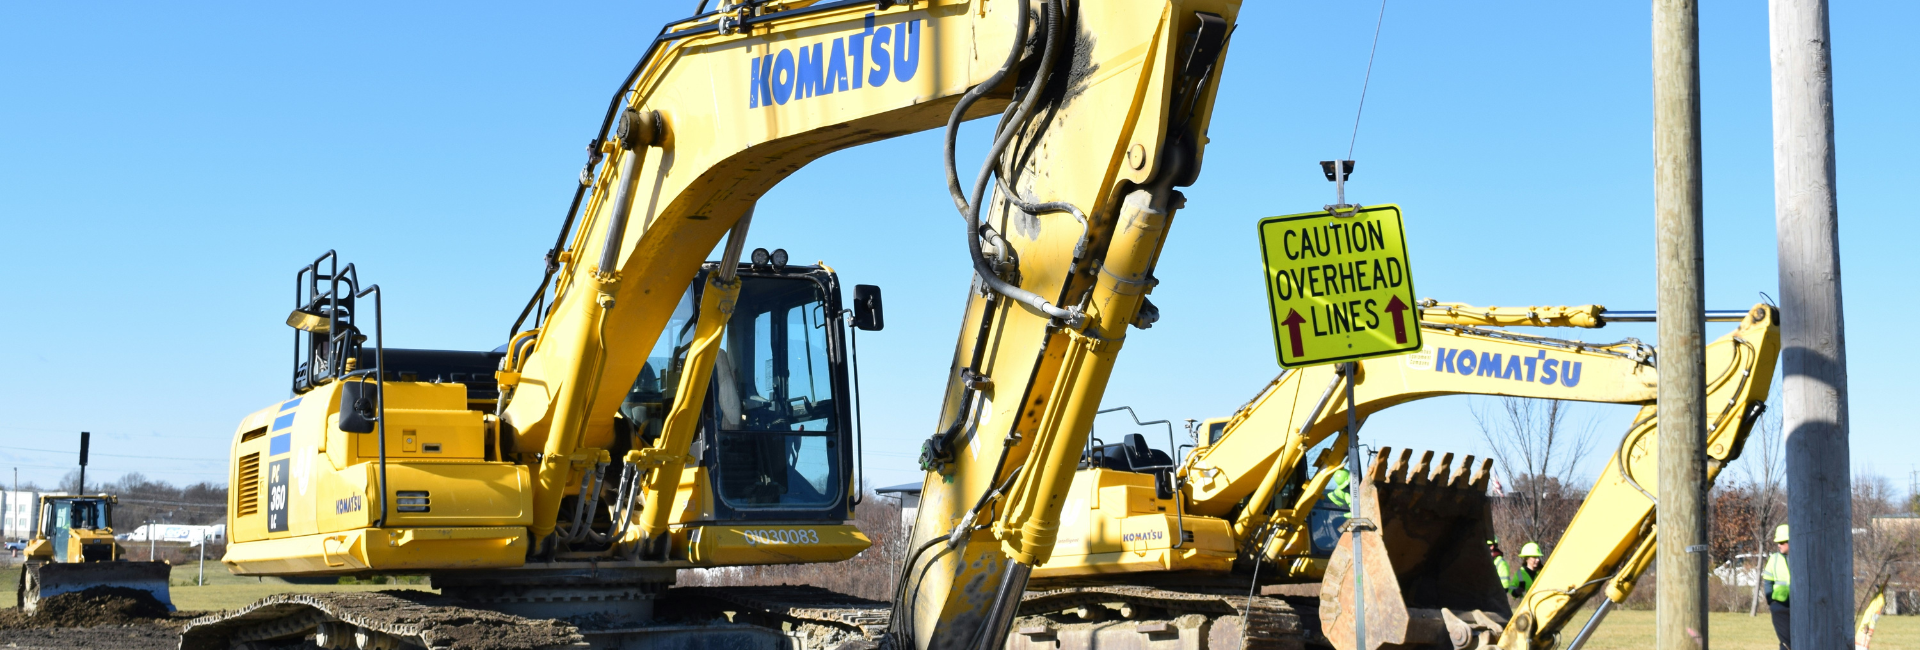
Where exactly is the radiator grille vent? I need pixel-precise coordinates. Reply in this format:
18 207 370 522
236 452 261 516
396 491 430 513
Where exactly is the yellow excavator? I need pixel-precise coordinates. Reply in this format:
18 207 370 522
183 1 1243 649
15 494 176 613
1485 304 1780 649
1002 302 1778 650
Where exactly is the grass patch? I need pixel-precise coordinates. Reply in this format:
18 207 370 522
1 562 431 613
1565 608 1919 650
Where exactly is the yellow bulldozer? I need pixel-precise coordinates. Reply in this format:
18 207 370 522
14 494 175 614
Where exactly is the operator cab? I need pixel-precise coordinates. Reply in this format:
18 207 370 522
37 496 117 562
618 249 882 522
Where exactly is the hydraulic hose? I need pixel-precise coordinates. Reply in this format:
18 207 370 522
949 0 1081 326
942 0 1029 215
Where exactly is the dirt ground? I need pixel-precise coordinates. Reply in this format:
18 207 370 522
0 585 197 650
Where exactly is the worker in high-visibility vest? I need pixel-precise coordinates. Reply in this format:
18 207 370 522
1761 524 1791 650
1487 539 1516 594
1510 541 1544 597
1325 467 1354 508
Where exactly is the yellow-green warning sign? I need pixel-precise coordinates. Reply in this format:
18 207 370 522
1257 204 1420 368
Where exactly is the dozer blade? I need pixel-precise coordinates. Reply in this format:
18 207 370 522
18 561 176 614
1320 448 1509 650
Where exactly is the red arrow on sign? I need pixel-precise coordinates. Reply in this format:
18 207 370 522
1384 295 1410 344
1281 309 1307 358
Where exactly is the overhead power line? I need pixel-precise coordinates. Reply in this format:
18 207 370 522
0 444 224 462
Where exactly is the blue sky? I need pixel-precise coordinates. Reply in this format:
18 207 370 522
1 2 1912 496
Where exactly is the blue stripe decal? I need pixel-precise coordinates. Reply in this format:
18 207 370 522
272 412 296 431
269 434 291 456
280 398 302 412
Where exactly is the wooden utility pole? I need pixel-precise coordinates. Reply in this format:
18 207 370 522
1770 1 1852 648
1653 0 1708 648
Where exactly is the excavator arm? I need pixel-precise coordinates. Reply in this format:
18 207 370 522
486 2 1242 649
1026 303 1775 650
1183 311 1663 564
1495 304 1779 650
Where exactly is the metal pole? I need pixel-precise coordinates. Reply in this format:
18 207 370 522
198 534 205 587
77 431 89 495
1770 1 1852 647
1564 598 1616 650
1652 0 1708 648
1344 361 1366 650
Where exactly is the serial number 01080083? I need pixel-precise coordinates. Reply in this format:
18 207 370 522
743 529 821 545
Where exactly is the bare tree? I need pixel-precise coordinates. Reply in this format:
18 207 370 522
1851 474 1920 617
1474 397 1598 551
1730 399 1785 616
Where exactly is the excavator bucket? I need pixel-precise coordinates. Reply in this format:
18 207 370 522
1320 448 1509 650
16 561 175 614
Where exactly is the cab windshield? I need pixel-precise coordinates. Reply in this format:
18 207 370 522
622 272 844 511
54 500 109 531
712 276 840 508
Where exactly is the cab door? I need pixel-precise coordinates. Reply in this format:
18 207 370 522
50 502 72 562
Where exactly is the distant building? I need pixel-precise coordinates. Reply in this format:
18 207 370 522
875 483 920 532
1 490 67 540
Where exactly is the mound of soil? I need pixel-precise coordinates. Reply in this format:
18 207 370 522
0 587 172 629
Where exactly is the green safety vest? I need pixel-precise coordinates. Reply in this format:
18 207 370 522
1762 552 1790 603
1327 468 1353 508
1493 556 1513 589
1513 565 1536 594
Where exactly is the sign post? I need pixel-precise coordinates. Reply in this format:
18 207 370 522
1259 201 1419 650
1257 204 1420 368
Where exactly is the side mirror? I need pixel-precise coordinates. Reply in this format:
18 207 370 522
338 380 378 433
851 285 884 332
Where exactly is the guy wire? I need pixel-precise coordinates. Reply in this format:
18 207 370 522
1346 0 1388 161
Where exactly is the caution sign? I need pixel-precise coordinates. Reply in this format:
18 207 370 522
1257 205 1420 368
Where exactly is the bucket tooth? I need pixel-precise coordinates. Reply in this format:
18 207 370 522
1408 451 1435 486
1429 453 1455 484
1450 455 1476 489
1388 448 1413 484
1471 457 1493 491
1368 446 1394 484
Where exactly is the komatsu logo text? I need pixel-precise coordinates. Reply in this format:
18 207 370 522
334 495 363 515
749 15 921 109
1432 348 1583 387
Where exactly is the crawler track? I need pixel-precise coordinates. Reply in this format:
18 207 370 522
179 585 890 650
178 591 582 650
1012 586 1310 650
667 585 890 640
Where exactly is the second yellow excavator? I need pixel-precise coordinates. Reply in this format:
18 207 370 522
1003 302 1778 650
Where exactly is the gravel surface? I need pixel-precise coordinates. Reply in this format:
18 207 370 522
0 624 183 649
